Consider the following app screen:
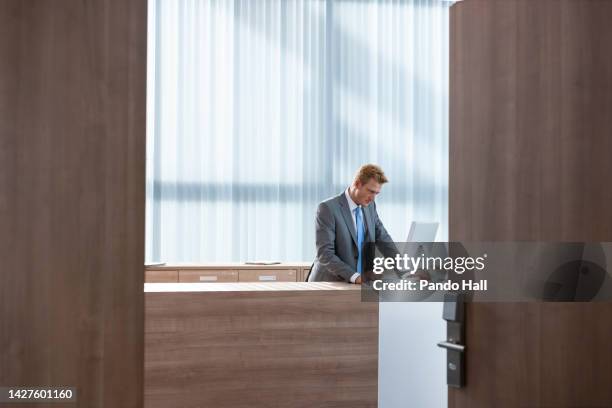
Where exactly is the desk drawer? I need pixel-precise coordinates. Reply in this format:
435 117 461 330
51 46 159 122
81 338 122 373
145 270 178 283
239 269 297 282
179 270 238 283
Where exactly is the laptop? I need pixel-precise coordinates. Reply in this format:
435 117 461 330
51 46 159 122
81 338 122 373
400 222 440 279
406 221 439 242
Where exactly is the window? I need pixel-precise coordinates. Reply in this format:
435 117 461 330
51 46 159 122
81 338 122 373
146 0 450 263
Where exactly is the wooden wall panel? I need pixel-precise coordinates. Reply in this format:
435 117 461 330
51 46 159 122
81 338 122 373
145 289 378 408
0 1 146 407
450 1 612 407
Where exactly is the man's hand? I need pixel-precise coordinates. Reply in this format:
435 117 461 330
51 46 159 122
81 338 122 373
355 276 362 284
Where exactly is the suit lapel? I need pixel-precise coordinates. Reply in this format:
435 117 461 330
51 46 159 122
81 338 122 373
338 193 358 247
363 204 375 242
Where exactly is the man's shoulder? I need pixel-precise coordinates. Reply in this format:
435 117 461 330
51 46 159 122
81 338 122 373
318 193 344 208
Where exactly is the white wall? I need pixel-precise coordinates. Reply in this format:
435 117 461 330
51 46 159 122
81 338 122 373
379 302 447 408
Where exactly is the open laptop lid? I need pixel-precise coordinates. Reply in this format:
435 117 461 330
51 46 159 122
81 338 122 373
406 221 439 242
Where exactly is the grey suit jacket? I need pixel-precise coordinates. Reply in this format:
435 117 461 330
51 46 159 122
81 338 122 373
308 192 397 282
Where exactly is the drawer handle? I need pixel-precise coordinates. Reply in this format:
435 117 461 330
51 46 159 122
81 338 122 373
258 275 277 281
199 276 218 282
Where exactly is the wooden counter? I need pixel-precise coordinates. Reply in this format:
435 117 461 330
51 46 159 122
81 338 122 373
145 282 378 408
145 281 357 292
145 262 313 283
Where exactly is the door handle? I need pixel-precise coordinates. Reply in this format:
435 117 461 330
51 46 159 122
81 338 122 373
437 341 465 352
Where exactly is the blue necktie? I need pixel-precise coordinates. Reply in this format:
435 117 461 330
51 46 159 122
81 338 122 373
355 207 365 274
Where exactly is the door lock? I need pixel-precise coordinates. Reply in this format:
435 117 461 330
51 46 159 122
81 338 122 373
437 292 465 388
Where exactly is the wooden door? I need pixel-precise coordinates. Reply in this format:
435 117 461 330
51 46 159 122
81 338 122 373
0 1 146 406
450 1 612 407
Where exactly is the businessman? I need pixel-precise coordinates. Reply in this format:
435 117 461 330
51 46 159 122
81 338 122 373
308 164 397 283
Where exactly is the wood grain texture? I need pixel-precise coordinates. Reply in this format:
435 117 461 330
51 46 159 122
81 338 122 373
146 262 312 271
146 270 179 283
450 1 612 407
146 263 312 282
238 269 297 282
144 282 361 292
179 269 239 282
145 289 378 408
0 1 146 407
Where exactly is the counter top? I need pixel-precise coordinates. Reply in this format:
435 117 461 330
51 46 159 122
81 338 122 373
145 262 311 270
144 281 359 292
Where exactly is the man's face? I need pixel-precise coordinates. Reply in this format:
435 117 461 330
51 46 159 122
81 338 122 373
353 178 382 207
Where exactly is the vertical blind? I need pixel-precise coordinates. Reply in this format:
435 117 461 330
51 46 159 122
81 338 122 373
146 0 451 263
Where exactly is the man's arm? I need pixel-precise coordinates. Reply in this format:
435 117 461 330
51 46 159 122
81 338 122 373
316 202 357 282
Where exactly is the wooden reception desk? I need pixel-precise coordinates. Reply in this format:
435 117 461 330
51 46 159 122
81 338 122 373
145 282 378 408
